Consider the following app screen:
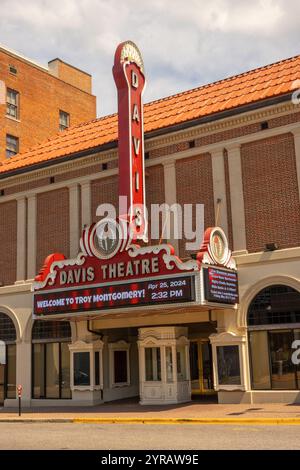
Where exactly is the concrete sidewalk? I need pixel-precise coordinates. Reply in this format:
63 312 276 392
1 398 300 424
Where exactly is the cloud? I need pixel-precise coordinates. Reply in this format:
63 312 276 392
0 0 299 116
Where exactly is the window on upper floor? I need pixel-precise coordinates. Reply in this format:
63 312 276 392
6 88 19 119
6 134 19 158
59 110 70 131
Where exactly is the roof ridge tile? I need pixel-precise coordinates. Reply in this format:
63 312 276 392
1 53 299 176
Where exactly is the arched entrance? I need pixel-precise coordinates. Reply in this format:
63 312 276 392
248 285 300 390
0 313 17 405
32 320 71 400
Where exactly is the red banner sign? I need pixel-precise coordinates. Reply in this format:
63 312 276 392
34 276 195 316
203 267 239 304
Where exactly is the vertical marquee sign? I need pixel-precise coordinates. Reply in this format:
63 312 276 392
113 41 147 241
32 41 239 318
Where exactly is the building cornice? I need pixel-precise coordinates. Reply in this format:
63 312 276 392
0 100 299 193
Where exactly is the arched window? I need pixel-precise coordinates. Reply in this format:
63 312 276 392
0 313 17 402
248 285 300 391
248 285 300 326
0 313 16 343
32 320 71 400
32 320 71 341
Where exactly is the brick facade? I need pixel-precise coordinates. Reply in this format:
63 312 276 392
0 48 96 161
2 110 300 199
176 153 215 258
48 59 92 94
241 133 300 252
145 165 165 242
36 188 70 271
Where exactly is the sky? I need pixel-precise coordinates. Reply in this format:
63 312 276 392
1 0 300 117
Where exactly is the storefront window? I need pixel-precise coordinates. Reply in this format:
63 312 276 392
46 343 60 398
248 285 300 326
217 345 241 385
33 343 45 398
32 320 71 399
145 347 161 381
294 330 300 386
74 352 90 386
6 344 16 399
248 285 300 390
166 347 173 383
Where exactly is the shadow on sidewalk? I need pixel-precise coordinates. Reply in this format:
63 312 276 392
0 395 219 415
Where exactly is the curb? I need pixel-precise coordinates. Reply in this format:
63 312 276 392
0 418 73 423
1 417 300 425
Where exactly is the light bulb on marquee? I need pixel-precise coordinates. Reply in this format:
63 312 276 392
113 41 147 242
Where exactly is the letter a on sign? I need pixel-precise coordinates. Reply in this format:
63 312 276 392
113 42 147 242
133 137 140 155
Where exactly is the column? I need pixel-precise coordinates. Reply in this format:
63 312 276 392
81 181 91 228
27 194 37 279
69 183 80 257
16 196 26 282
292 129 300 201
163 160 179 253
226 144 247 254
211 148 228 235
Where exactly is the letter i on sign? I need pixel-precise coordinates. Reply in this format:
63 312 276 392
113 41 147 242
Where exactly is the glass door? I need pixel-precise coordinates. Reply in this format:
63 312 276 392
269 330 296 389
190 340 215 395
0 364 5 405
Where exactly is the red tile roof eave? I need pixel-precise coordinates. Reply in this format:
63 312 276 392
0 139 118 180
0 89 294 180
144 90 293 138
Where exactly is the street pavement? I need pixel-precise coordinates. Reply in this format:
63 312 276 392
0 422 299 450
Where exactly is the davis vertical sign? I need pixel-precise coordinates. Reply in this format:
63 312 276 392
32 41 239 318
113 41 147 242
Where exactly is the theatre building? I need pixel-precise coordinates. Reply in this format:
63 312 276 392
0 42 300 407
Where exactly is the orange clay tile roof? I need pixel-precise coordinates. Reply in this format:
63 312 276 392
1 54 300 177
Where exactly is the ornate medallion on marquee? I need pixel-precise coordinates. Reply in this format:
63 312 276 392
32 41 239 318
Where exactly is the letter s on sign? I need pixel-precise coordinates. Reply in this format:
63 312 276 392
291 340 300 365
